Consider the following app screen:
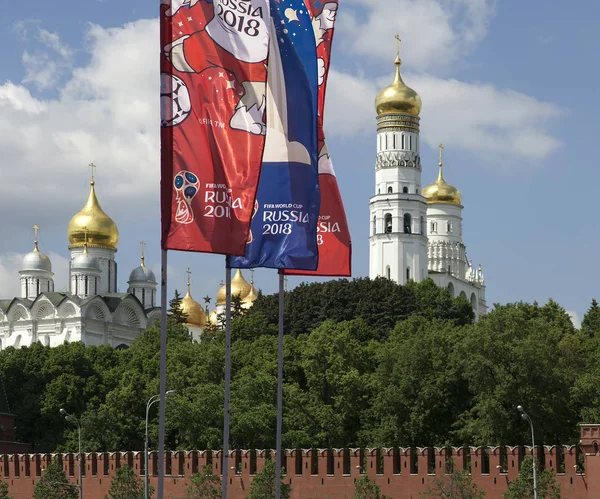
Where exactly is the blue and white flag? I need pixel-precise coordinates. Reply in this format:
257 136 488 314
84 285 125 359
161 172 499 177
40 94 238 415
230 0 320 270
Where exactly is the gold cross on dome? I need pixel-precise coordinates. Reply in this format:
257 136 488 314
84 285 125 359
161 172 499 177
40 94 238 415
250 269 255 284
186 267 191 285
89 162 97 183
395 34 401 58
33 225 39 241
438 143 444 165
140 241 146 265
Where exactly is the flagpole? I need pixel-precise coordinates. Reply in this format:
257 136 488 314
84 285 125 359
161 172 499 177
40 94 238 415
275 271 284 499
222 258 232 499
157 249 168 499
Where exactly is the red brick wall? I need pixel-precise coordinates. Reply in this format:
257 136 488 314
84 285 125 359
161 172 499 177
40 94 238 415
2 425 599 498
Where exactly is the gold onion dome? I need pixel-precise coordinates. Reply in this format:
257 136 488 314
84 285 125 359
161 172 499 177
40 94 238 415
422 145 462 206
242 281 258 309
216 269 252 306
180 275 207 328
67 179 119 250
375 55 422 117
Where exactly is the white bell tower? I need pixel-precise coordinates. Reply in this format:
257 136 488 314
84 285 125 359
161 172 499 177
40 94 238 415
369 38 428 284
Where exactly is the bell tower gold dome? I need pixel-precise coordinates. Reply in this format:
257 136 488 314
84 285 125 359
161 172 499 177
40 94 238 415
422 144 462 206
67 180 119 250
216 269 252 306
375 55 422 117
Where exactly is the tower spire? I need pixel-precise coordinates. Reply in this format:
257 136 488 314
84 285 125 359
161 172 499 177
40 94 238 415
140 241 146 267
33 225 39 252
89 162 96 186
438 142 444 166
186 267 192 295
394 34 401 62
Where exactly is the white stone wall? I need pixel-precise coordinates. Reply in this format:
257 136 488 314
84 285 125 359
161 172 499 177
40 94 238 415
69 246 117 294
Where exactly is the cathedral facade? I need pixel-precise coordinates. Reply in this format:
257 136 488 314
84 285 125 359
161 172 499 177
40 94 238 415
369 48 487 318
0 177 161 349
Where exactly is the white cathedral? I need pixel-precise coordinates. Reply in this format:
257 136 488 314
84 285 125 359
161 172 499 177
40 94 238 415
0 176 162 349
369 48 487 318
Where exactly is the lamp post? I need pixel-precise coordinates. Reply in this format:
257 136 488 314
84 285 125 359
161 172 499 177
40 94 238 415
145 390 176 499
517 405 538 499
59 409 82 499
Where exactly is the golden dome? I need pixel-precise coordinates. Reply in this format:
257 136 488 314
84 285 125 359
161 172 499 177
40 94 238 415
216 269 252 306
67 181 119 250
242 282 258 309
208 309 219 326
180 277 207 328
422 145 462 206
375 55 422 117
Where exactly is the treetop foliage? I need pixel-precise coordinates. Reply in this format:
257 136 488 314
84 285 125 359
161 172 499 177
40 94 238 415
0 279 594 453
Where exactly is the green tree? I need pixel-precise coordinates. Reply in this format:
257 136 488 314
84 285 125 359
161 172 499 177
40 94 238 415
353 475 382 499
186 464 221 499
581 299 600 337
0 481 13 499
169 289 188 324
33 461 78 499
105 464 148 499
504 458 560 499
363 316 470 447
455 301 580 445
421 469 485 498
248 459 290 499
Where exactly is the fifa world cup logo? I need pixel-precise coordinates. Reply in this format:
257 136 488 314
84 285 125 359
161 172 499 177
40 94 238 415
174 171 199 224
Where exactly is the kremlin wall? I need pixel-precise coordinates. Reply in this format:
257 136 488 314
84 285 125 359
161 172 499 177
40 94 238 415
0 424 598 498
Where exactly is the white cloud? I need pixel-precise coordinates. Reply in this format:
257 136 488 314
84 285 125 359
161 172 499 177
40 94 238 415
325 69 562 161
566 310 581 329
0 19 159 236
338 0 495 71
0 252 69 299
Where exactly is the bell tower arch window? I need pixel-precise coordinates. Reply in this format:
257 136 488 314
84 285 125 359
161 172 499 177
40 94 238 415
372 215 376 235
388 186 393 194
385 213 392 234
404 213 412 234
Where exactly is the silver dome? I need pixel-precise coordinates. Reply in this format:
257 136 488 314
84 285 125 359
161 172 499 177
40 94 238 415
22 250 52 272
72 252 100 270
129 265 156 283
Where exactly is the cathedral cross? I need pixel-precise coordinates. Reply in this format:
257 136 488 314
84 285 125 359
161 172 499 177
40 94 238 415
89 162 97 183
438 143 444 165
186 267 192 286
250 269 255 284
140 241 146 265
33 225 39 250
395 34 401 58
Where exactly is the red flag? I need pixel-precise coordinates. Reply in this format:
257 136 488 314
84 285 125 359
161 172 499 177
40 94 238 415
160 0 270 255
286 0 351 276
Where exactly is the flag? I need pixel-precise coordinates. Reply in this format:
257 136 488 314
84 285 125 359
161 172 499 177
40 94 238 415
286 0 351 277
160 0 270 255
230 0 320 270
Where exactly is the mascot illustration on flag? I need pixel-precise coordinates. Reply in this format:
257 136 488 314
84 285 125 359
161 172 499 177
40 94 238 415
162 0 268 135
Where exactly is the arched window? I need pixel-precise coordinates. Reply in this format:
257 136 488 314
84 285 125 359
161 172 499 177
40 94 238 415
470 293 477 310
385 213 392 233
447 282 455 297
402 186 408 194
404 213 412 234
388 186 393 194
447 222 452 233
386 266 391 280
420 216 425 235
378 188 380 194
406 267 410 281
372 215 376 235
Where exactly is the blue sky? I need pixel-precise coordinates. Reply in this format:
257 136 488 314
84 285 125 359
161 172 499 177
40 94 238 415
0 0 597 325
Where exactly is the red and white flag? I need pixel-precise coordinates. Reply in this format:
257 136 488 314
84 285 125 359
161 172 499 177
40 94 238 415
286 0 351 276
160 0 270 255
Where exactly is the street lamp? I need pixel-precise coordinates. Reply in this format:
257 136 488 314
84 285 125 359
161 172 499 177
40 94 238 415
517 405 538 499
59 409 82 499
145 390 176 499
